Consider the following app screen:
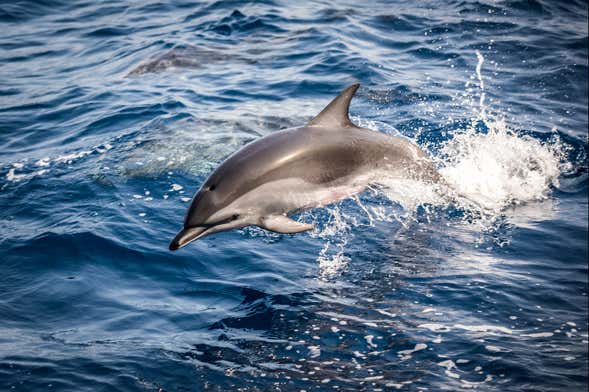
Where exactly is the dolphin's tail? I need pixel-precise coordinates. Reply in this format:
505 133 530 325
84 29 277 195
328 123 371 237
432 173 490 213
411 159 490 213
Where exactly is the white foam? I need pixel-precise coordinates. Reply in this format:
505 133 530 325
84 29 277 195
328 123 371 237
439 51 563 213
379 177 445 211
438 119 562 212
55 150 93 164
4 141 113 183
310 205 353 278
6 164 28 182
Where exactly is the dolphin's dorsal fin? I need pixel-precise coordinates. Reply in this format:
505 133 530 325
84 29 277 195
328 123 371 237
307 83 360 128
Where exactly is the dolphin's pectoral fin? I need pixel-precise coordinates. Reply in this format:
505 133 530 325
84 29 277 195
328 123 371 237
260 215 314 234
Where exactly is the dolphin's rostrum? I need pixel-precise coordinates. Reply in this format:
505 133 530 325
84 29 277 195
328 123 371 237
170 84 442 250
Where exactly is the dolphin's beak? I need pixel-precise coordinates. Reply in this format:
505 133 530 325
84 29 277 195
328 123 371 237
169 218 249 251
169 226 211 251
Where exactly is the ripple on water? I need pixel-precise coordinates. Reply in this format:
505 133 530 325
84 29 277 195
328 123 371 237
0 1 587 391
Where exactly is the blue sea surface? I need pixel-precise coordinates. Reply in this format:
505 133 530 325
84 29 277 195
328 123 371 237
0 1 587 391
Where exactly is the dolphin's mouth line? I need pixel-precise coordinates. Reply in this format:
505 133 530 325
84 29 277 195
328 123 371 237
169 215 242 251
198 214 239 228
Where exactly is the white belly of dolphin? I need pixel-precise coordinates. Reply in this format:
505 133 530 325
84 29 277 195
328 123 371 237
222 176 372 220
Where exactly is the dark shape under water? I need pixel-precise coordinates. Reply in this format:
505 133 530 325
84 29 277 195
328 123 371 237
127 45 237 76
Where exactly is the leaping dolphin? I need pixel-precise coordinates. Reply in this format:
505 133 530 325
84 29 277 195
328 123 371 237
169 83 442 250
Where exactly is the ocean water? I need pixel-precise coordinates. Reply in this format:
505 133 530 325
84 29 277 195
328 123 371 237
1 0 587 391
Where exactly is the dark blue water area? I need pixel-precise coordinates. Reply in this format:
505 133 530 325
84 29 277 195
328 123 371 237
0 0 587 391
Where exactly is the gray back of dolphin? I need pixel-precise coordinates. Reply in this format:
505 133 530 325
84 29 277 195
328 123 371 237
170 84 441 250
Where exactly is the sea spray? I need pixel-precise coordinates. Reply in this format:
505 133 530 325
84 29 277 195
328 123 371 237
438 119 562 212
312 51 565 276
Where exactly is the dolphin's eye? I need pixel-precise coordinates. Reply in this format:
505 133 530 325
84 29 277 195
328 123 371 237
232 214 239 220
209 184 216 191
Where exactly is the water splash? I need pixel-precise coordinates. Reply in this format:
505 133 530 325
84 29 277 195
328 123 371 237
312 51 566 276
438 51 564 213
438 119 563 212
475 50 487 121
309 205 353 277
2 141 114 186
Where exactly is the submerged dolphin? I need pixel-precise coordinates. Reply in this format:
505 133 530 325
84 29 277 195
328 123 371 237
128 45 253 76
169 83 442 250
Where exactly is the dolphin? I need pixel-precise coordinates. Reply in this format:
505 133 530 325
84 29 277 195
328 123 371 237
169 83 442 250
128 45 253 76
